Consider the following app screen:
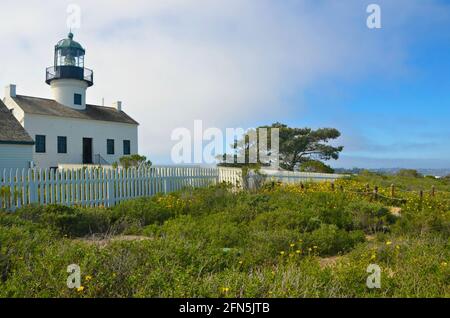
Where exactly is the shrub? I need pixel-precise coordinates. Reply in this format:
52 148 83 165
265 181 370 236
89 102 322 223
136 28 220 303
0 249 11 283
111 198 175 227
16 204 111 237
345 201 397 234
300 224 366 256
397 169 422 178
251 208 320 232
300 161 335 173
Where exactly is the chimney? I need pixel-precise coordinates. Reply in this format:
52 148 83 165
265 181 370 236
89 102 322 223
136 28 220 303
113 101 122 112
5 84 16 98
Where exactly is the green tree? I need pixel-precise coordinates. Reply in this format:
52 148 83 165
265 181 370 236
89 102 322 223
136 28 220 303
397 169 422 178
114 155 152 169
218 123 343 171
300 160 335 173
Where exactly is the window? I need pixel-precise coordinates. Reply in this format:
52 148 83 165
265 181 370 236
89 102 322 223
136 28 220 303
35 135 46 153
74 94 82 105
57 136 67 154
107 139 115 155
123 140 131 155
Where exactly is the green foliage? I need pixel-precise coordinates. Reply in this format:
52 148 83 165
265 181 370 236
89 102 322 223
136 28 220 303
0 178 448 298
346 201 397 234
300 160 335 173
218 123 344 171
16 205 111 238
350 172 450 192
300 224 366 256
397 169 422 178
111 198 175 228
115 154 152 169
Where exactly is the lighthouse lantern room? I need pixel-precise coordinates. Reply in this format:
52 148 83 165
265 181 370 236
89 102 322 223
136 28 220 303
45 32 94 110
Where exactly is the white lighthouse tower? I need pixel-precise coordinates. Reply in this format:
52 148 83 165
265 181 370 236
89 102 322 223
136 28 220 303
45 32 94 110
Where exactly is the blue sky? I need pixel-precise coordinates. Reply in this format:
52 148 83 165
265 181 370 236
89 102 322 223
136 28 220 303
0 0 449 168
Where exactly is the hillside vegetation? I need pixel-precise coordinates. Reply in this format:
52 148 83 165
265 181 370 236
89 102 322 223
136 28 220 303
0 176 449 298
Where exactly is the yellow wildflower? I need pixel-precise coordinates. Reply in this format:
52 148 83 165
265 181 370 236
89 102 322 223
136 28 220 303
442 262 448 267
296 250 302 254
85 275 92 282
76 286 85 292
290 243 295 248
221 287 230 293
386 241 392 246
280 251 285 256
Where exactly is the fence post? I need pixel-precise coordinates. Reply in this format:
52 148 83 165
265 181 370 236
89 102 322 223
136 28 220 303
107 169 115 207
163 168 168 194
373 186 378 200
431 185 435 197
419 190 424 201
391 184 395 197
0 169 3 209
331 182 335 191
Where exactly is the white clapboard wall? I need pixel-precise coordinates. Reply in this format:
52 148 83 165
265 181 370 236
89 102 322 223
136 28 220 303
0 166 345 211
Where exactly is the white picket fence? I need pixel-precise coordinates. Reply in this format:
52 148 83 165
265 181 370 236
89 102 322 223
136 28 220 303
0 166 346 211
0 167 227 211
260 169 347 183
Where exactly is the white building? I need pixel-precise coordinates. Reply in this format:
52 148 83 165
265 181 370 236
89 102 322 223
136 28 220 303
2 33 139 169
0 100 34 170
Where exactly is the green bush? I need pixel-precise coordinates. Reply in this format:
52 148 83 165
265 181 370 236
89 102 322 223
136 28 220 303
300 160 335 173
397 169 422 178
16 204 111 237
111 198 175 227
345 201 398 233
0 249 11 283
300 224 366 256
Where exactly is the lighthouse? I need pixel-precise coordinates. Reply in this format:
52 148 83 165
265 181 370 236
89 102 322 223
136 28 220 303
45 32 94 110
3 32 138 169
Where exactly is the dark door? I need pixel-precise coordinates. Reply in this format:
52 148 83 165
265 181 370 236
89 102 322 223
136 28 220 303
83 138 93 164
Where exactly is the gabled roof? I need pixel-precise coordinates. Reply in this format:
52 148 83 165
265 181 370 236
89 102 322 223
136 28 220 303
11 95 139 125
0 100 34 145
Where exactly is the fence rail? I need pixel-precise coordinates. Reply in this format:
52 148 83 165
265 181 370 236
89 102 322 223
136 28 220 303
0 167 348 211
260 169 347 183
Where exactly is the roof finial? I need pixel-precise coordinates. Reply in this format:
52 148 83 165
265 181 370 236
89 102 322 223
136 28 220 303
68 30 74 40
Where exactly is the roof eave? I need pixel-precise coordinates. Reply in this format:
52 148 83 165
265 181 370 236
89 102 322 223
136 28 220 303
0 140 35 145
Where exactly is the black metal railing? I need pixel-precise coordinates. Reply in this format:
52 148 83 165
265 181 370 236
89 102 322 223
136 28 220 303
46 66 94 86
94 154 110 166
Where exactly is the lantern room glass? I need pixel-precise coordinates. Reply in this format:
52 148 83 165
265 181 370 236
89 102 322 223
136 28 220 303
54 47 85 68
